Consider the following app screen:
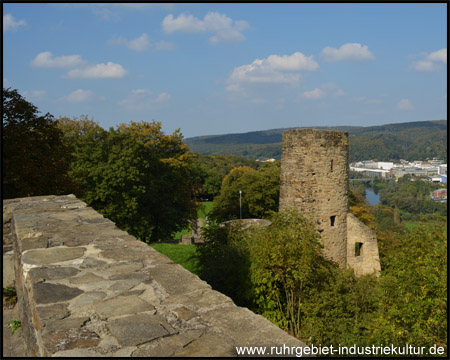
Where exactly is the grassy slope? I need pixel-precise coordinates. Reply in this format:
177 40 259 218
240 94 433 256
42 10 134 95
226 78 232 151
150 243 200 275
150 201 214 275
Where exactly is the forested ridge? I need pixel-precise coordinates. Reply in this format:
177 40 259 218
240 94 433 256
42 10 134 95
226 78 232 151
184 120 447 162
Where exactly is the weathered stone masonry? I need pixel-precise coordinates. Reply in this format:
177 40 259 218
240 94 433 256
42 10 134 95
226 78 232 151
3 195 306 357
279 129 380 276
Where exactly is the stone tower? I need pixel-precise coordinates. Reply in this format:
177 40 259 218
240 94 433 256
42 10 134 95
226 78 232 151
279 129 349 267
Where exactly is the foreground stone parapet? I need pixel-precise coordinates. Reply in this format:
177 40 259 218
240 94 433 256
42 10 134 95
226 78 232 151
3 195 306 357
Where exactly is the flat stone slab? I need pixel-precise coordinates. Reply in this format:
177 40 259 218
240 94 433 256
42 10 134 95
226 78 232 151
107 313 174 347
146 264 210 296
93 294 154 319
175 332 236 357
33 283 84 304
35 303 70 321
28 267 81 281
69 272 106 284
41 327 100 355
23 247 86 265
132 329 205 357
162 288 233 312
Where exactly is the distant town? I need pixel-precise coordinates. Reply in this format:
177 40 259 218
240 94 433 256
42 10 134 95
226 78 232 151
350 159 447 202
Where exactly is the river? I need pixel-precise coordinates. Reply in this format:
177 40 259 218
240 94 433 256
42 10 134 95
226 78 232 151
364 186 380 206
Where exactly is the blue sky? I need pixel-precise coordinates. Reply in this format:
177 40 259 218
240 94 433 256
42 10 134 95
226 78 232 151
3 3 447 138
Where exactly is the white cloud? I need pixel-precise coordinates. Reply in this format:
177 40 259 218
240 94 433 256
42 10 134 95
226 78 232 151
109 33 150 51
162 12 249 43
109 33 175 52
67 62 127 79
300 88 326 100
427 48 447 64
65 89 95 102
265 53 319 71
410 48 447 71
119 89 171 110
31 51 87 68
3 13 27 32
227 52 318 88
335 89 345 96
397 98 414 110
320 43 375 62
22 90 47 100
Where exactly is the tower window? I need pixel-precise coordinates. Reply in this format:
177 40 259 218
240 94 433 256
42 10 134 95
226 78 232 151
355 242 363 257
330 159 334 172
330 215 336 227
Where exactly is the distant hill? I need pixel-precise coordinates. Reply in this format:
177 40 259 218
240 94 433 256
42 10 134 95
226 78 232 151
184 120 447 162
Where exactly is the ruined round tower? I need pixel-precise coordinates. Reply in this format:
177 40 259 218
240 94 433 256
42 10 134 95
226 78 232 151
279 129 349 267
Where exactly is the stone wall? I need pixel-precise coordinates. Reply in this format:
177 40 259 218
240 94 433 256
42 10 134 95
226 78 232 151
3 195 306 357
346 214 381 276
279 129 349 267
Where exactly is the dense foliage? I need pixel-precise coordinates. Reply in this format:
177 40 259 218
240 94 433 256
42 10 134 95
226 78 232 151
58 117 198 242
209 162 280 222
379 176 447 219
2 88 75 198
197 203 447 352
190 153 259 199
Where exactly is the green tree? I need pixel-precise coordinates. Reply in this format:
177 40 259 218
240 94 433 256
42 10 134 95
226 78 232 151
210 162 280 222
367 225 447 351
65 119 198 242
249 209 331 337
2 88 74 199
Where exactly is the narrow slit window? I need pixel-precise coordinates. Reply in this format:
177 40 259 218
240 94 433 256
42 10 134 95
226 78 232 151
355 242 363 257
330 215 336 227
330 159 334 172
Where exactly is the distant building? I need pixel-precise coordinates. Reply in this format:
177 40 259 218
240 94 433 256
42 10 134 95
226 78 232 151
427 176 442 183
377 162 394 170
438 164 447 175
430 188 447 200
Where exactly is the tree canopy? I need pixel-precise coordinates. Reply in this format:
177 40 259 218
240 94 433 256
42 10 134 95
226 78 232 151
59 118 198 242
2 88 74 199
210 161 280 222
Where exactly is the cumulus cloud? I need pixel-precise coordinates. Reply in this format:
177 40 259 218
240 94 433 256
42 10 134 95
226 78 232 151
397 98 414 110
22 90 47 100
162 12 249 43
227 52 318 89
410 48 447 71
31 51 87 68
109 33 150 51
109 33 175 51
3 13 27 32
119 89 171 110
300 88 326 100
320 82 345 96
320 43 375 62
65 89 95 102
67 62 127 79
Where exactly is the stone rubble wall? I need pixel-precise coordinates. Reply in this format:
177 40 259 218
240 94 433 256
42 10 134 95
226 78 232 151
280 129 349 267
346 213 381 276
3 195 306 357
